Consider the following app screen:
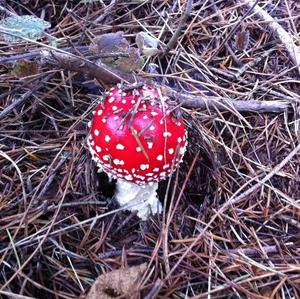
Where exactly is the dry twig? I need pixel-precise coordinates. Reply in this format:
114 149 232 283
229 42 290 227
43 50 292 113
164 0 193 55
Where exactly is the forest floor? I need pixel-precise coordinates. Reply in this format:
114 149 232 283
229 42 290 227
0 1 299 298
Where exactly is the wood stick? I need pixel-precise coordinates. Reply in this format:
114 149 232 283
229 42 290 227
42 50 291 113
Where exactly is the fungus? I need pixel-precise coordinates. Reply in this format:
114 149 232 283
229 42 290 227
87 84 187 219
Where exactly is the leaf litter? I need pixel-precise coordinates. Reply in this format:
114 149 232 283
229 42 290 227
0 1 299 298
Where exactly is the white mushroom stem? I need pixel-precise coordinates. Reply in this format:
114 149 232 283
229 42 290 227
114 180 162 220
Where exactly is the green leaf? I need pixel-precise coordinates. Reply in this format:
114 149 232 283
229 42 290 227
0 15 51 42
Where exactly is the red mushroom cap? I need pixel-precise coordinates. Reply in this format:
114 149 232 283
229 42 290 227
87 85 187 185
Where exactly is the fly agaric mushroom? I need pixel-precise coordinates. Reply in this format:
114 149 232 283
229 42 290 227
87 84 187 219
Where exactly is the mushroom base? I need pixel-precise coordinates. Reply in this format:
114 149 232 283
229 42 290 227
114 180 162 220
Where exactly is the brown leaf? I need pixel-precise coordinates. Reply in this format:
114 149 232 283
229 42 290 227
114 48 144 72
11 60 39 78
86 263 147 299
90 32 144 72
235 29 250 51
90 32 130 55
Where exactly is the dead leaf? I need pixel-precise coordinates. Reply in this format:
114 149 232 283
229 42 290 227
235 29 250 52
90 32 130 56
12 60 39 78
114 48 144 72
86 263 147 299
136 32 159 57
90 32 143 72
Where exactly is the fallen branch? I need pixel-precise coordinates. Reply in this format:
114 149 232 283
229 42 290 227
161 86 290 113
0 46 128 64
239 0 300 74
45 51 134 87
43 50 291 113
